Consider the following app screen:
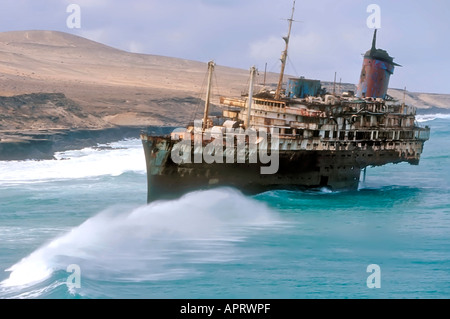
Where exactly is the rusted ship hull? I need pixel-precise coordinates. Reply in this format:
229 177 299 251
141 132 428 202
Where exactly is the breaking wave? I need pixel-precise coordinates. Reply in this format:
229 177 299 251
0 188 281 295
0 139 145 185
416 113 450 123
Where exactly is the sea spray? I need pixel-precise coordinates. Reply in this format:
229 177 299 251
1 188 282 290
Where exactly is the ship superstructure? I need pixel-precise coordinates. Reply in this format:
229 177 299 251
140 3 430 202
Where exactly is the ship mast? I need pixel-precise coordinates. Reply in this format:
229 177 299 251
202 60 215 129
274 0 296 100
245 66 257 129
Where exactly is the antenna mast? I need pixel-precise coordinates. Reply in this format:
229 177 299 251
275 0 296 100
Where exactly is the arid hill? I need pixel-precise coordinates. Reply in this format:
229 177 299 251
0 30 263 134
0 30 448 148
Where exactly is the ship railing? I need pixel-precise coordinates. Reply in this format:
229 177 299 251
340 100 417 115
264 127 430 143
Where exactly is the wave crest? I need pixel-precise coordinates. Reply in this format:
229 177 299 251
416 113 450 123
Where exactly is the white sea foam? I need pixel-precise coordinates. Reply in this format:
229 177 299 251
0 139 146 185
416 113 450 123
0 188 282 289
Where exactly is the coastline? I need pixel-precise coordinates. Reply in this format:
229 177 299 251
415 106 450 115
0 126 145 161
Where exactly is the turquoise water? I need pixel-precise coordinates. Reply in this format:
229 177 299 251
0 116 449 299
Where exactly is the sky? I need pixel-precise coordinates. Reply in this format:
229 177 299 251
1 0 449 94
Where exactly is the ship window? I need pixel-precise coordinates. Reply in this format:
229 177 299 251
313 130 320 138
324 131 330 138
339 132 345 140
356 132 364 140
348 131 355 140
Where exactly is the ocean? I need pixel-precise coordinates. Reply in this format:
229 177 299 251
0 115 449 299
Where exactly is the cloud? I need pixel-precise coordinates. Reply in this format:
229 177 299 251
63 0 109 8
248 27 363 83
249 36 283 64
0 0 449 93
